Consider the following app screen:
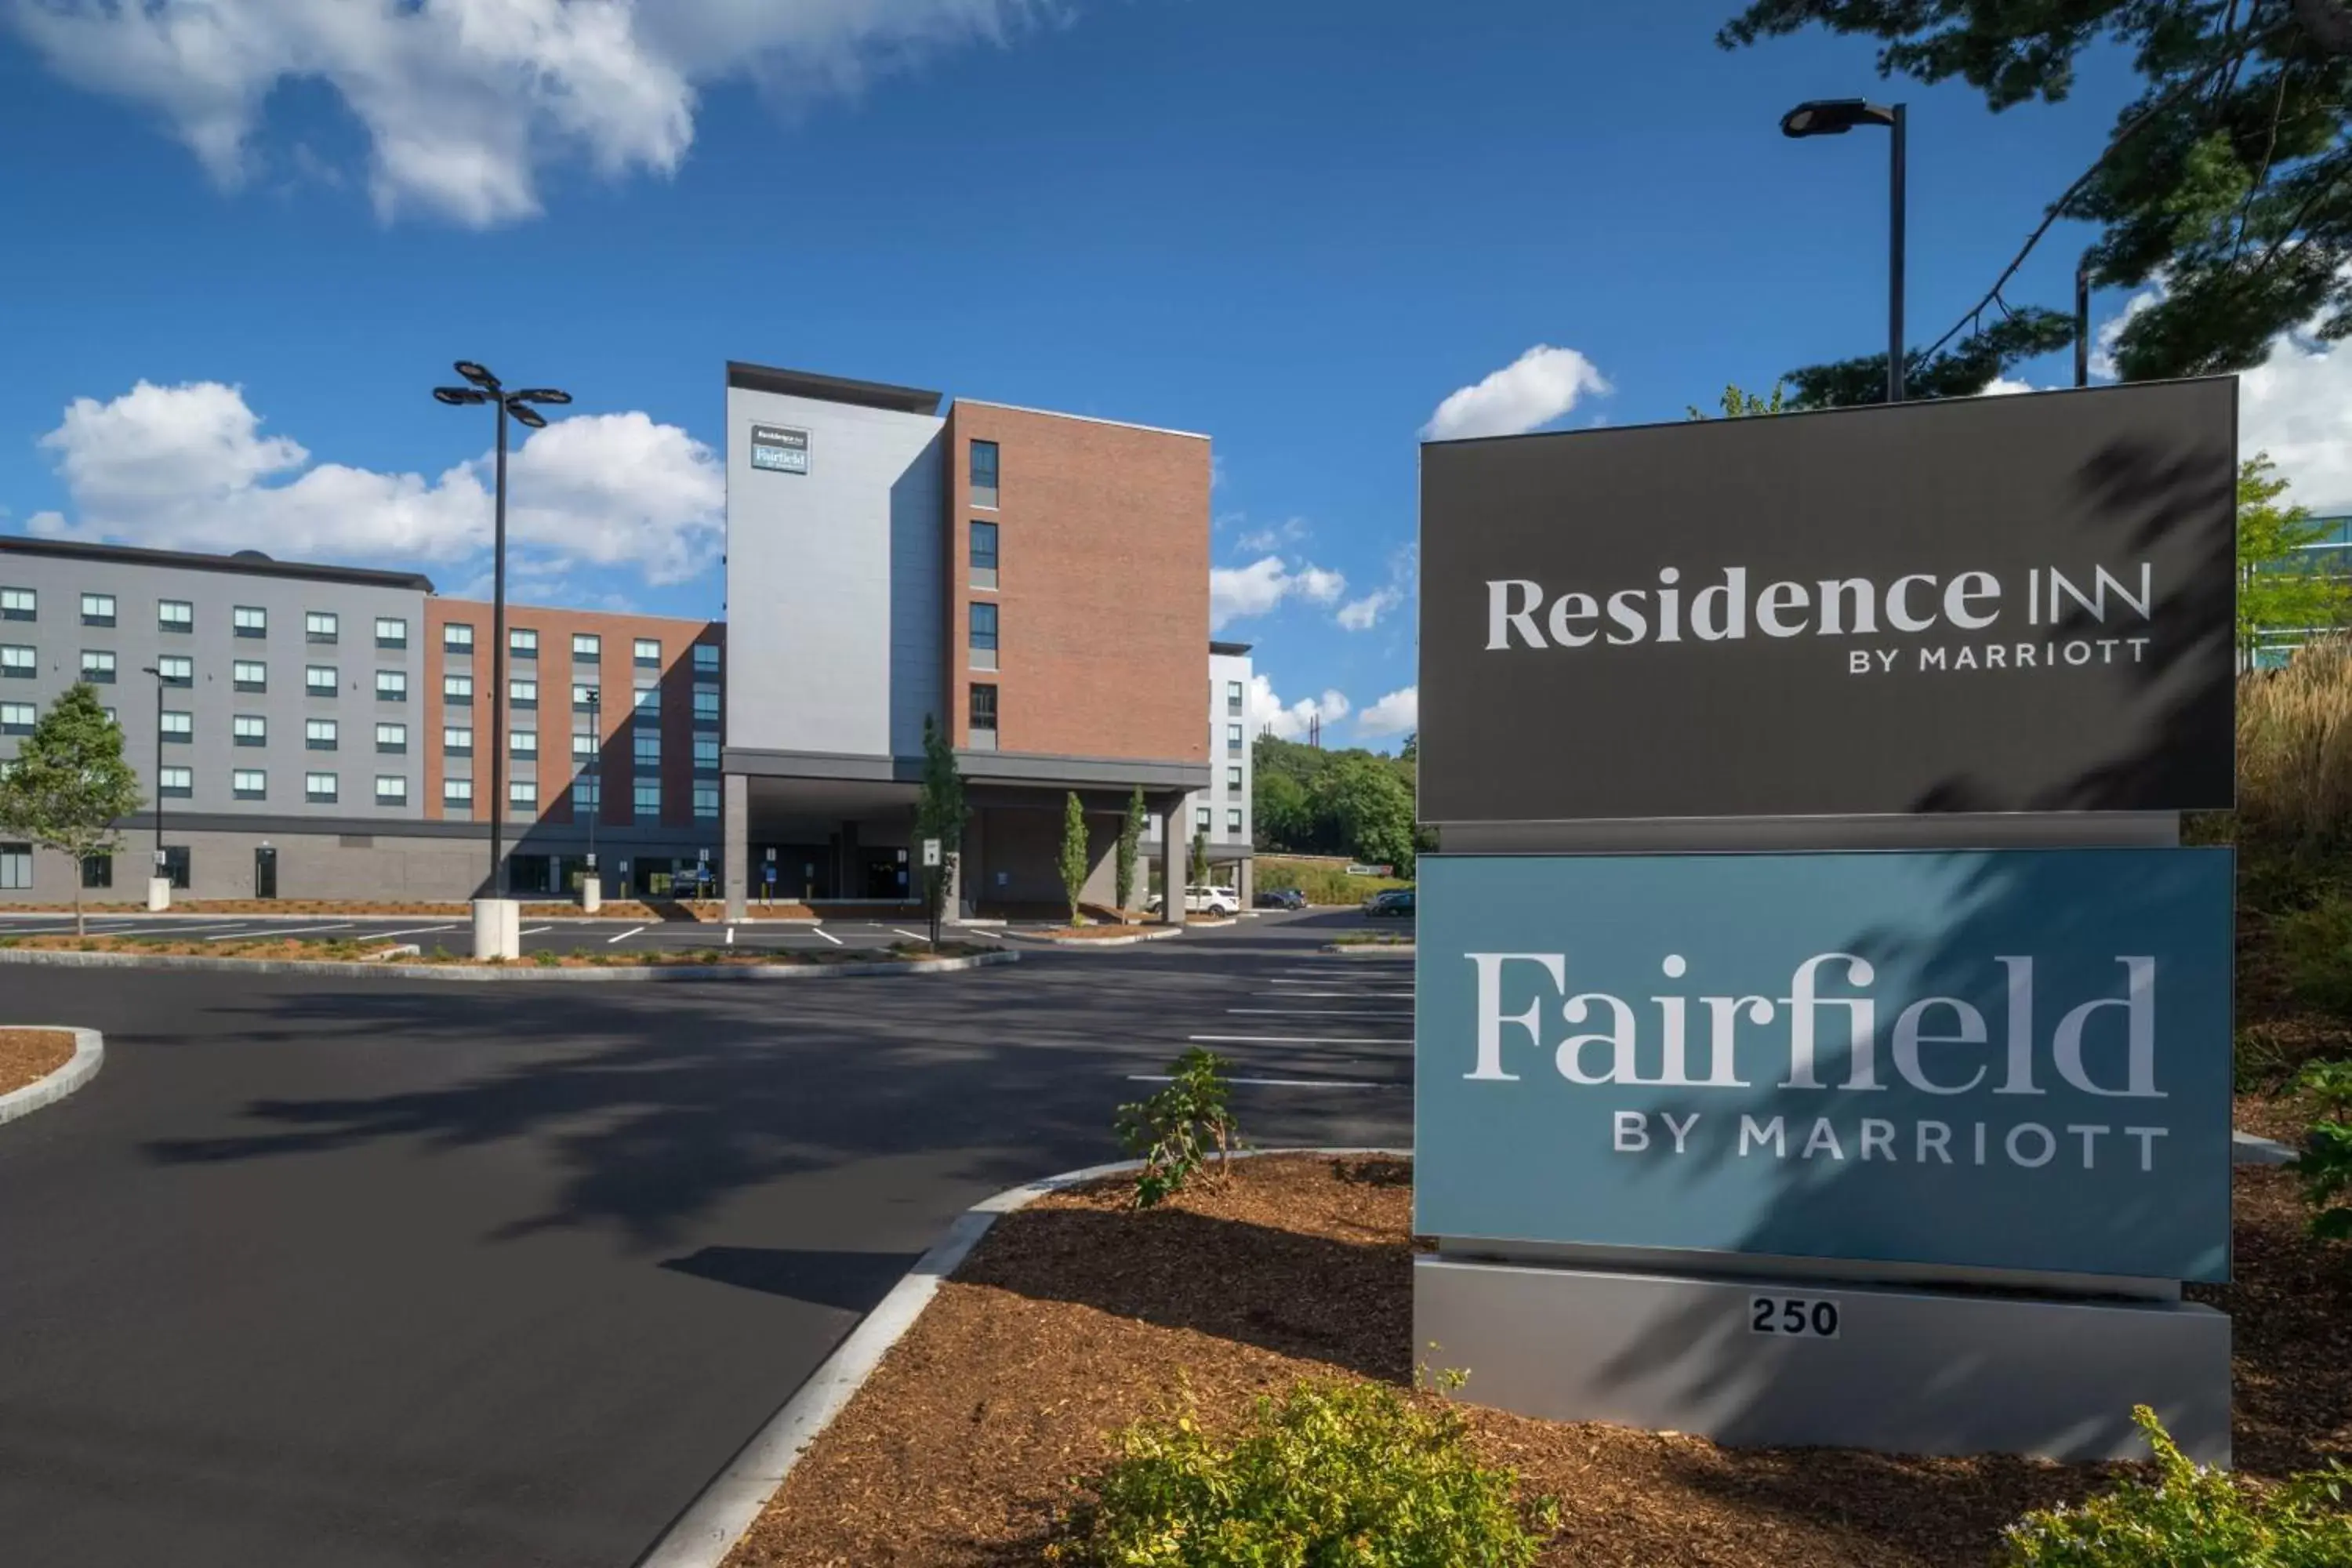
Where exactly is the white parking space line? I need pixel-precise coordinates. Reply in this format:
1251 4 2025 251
129 920 249 935
814 927 844 946
518 926 553 936
287 923 354 935
606 925 648 945
204 928 262 942
1127 1074 1391 1090
364 924 459 942
1189 1033 1405 1046
887 928 927 942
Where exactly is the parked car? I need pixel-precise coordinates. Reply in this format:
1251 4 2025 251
1255 887 1307 910
1362 888 1416 919
1145 885 1242 917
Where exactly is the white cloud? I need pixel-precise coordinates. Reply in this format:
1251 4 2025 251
1335 586 1403 632
2089 284 2163 382
1980 376 2035 396
25 379 724 588
1232 516 1308 553
1421 344 1610 441
1356 685 1417 739
6 0 1049 227
1246 673 1348 742
1210 554 1345 631
2241 334 2352 513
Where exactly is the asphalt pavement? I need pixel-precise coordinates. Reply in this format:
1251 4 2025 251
0 912 1412 1568
0 909 1070 954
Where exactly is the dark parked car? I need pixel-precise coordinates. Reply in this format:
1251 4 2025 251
1255 888 1307 909
1363 888 1416 919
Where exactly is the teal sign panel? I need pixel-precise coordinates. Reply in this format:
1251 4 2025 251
1414 848 2234 1282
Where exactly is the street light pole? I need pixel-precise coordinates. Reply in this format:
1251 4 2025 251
1781 98 1908 404
140 665 162 881
585 687 599 889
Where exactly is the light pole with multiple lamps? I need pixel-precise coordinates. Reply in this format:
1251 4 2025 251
583 686 601 910
1781 97 1907 404
139 663 168 909
431 362 570 951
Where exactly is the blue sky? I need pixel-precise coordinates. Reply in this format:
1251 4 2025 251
1 0 2338 751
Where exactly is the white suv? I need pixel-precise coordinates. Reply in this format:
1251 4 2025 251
1145 885 1240 917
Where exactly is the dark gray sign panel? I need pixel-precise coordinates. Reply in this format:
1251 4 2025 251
1418 379 2237 822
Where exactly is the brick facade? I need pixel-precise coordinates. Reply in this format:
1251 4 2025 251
942 402 1210 766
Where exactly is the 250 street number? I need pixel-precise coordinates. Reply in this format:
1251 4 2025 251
1749 1295 1841 1339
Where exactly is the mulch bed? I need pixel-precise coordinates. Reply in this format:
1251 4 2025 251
0 935 989 968
724 1153 2352 1568
0 1029 76 1096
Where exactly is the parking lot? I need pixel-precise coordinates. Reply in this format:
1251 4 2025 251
0 909 1094 955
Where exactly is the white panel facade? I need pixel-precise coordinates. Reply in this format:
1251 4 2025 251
1207 648 1253 848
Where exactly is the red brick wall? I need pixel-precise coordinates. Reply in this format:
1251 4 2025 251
422 598 722 828
942 403 1210 764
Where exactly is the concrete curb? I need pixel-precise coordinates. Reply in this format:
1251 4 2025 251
634 1145 1413 1568
0 1026 104 1127
1022 926 1186 948
0 948 1021 983
2234 1130 2299 1167
1321 942 1417 955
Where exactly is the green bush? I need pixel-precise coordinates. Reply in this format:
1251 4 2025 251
530 949 561 967
1256 857 1410 906
1114 1047 1239 1208
2000 1406 2352 1566
1047 1374 1556 1568
2278 894 2352 1017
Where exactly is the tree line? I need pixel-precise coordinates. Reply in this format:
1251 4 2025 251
1251 733 1423 877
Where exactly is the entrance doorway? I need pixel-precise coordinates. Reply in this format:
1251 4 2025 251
862 851 911 899
253 846 278 900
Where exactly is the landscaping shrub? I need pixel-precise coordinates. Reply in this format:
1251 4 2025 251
2277 894 2352 1018
1256 856 1410 906
1047 1374 1557 1568
1999 1406 2352 1566
530 949 561 967
1114 1047 1239 1207
2241 639 2352 856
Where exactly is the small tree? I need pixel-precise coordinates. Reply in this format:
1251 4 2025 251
1685 380 1792 419
1189 824 1210 889
1115 785 1144 914
1058 790 1089 926
0 683 142 935
913 714 967 945
2240 454 2350 663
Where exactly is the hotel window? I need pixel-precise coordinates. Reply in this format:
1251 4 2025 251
158 599 193 633
692 643 720 676
1225 681 1243 717
375 775 408 806
572 731 597 760
1227 808 1243 833
633 684 659 720
508 779 536 814
572 632 600 662
510 627 538 657
81 649 117 684
693 687 720 724
1226 723 1243 747
305 771 338 804
0 644 32 678
1195 806 1211 831
8 700 42 733
82 853 113 890
160 710 192 742
633 637 660 667
234 715 267 747
81 592 115 626
970 683 998 749
101 710 116 728
306 720 338 750
306 611 338 643
444 778 474 808
574 775 600 811
510 729 538 757
375 723 408 754
633 731 659 768
633 780 661 818
694 782 720 818
1227 765 1242 790
0 843 27 890
444 622 474 653
693 735 720 771
0 586 32 621
157 655 193 687
443 726 474 756
376 670 408 702
443 673 474 702
969 602 998 671
234 659 267 692
572 683 597 711
970 439 999 508
305 664 337 695
970 520 999 588
509 678 537 708
233 770 267 801
160 766 194 799
375 617 408 648
234 604 267 638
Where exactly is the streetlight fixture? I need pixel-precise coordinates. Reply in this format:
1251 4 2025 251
1781 97 1907 404
139 665 167 904
430 362 571 898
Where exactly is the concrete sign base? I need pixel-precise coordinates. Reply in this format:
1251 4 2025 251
147 877 171 913
471 898 520 961
1414 1254 2230 1465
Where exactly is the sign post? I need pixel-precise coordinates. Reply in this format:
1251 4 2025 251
921 837 943 946
1414 379 2238 1463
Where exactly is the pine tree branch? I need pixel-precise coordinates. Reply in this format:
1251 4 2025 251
2292 0 2352 54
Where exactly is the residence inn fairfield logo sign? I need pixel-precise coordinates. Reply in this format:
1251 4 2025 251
1412 849 2235 1283
1417 379 2238 822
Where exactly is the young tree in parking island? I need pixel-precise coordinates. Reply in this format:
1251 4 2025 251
1189 824 1210 891
1058 791 1089 927
0 683 142 937
915 715 967 945
1116 786 1145 914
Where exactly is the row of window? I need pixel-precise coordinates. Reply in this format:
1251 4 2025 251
448 626 719 672
441 675 718 722
0 591 416 645
1 648 416 699
1195 806 1246 833
129 768 724 817
155 767 409 805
